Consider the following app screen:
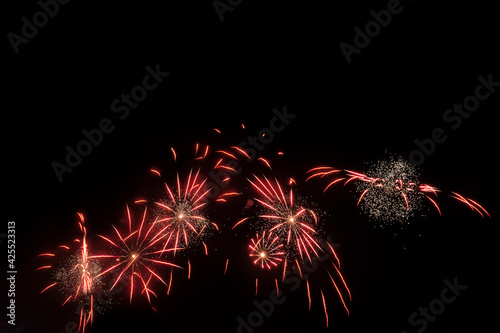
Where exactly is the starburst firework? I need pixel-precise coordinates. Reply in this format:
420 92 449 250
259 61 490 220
249 230 284 269
150 145 240 255
92 205 181 306
154 167 215 251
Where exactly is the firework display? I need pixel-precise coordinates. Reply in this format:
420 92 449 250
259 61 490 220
36 136 490 332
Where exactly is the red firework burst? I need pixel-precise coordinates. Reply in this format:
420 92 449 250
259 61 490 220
249 230 284 269
246 175 322 262
153 167 215 252
150 145 241 254
92 205 181 305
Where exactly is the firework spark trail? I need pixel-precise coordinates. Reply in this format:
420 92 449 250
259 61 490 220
449 191 490 217
331 261 351 302
37 213 99 333
306 280 311 310
232 217 250 230
326 270 350 316
92 205 182 305
307 156 490 222
321 289 329 327
258 157 272 170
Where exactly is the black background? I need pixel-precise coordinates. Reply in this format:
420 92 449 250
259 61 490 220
3 1 499 332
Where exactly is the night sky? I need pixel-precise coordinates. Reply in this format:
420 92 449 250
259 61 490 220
3 1 499 333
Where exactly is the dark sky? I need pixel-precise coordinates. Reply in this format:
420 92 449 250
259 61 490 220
3 1 499 333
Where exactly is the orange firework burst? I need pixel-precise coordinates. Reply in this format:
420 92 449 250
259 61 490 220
249 231 285 269
38 213 100 333
92 205 181 305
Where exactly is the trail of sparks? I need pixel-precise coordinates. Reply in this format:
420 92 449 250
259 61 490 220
450 192 490 217
327 274 350 316
321 289 329 327
306 280 311 310
331 261 351 302
232 217 249 229
258 157 272 170
167 269 173 295
40 282 57 294
170 147 177 162
231 146 250 159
